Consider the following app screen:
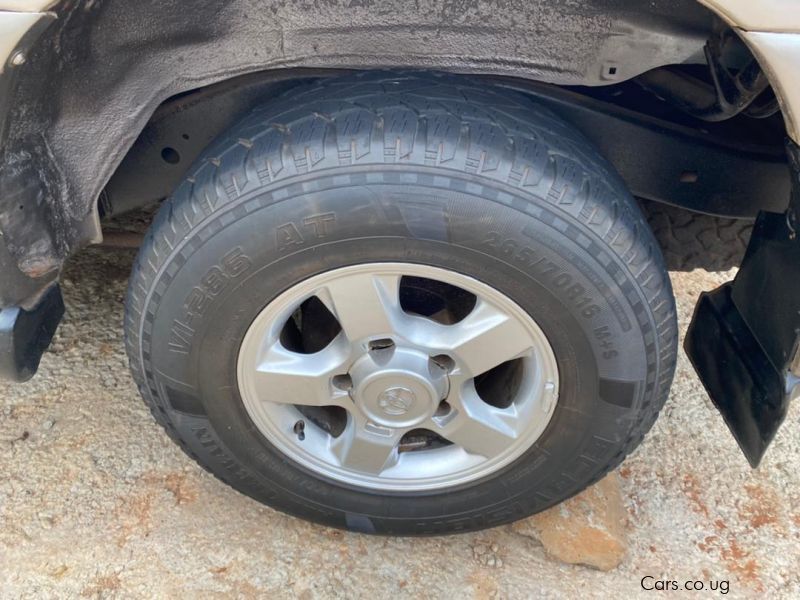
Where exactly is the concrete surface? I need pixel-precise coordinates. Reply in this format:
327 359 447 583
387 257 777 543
2 247 799 599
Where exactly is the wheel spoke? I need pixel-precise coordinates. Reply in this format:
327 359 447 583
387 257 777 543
251 335 351 407
435 385 519 458
331 416 403 474
425 299 534 377
317 273 402 342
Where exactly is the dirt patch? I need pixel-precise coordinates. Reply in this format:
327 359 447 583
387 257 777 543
80 573 121 598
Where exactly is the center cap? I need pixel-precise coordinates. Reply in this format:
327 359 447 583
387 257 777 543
349 346 449 428
378 387 416 416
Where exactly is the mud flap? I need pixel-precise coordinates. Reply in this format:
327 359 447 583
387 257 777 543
0 285 64 382
685 142 800 467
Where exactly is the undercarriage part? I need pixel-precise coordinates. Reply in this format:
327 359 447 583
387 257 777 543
103 73 791 222
0 284 63 382
685 141 800 467
637 29 773 122
97 231 144 249
514 81 790 219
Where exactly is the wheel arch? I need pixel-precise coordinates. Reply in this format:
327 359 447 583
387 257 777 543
0 0 796 311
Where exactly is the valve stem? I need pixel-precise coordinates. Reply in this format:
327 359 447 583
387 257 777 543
293 420 306 441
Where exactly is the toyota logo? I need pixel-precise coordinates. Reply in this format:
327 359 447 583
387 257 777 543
377 387 416 416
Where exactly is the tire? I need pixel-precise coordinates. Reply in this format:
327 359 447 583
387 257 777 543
124 71 678 535
640 198 752 271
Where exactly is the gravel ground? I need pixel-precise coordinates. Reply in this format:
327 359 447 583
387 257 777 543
2 247 799 599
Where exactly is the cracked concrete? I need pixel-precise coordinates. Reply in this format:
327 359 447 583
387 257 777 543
2 247 800 598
